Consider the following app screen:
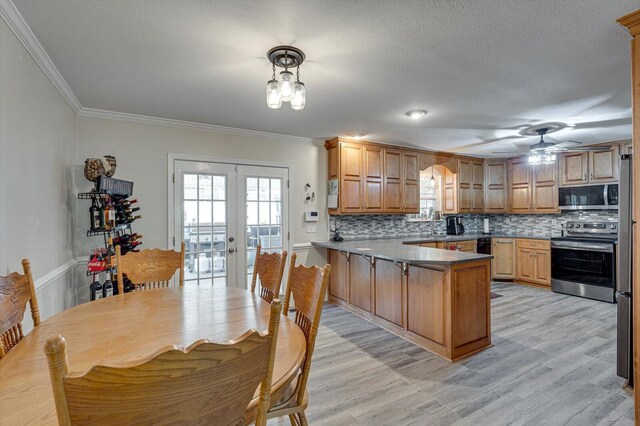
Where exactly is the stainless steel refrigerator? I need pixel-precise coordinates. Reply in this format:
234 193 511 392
617 153 634 385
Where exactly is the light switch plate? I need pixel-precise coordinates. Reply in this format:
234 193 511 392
306 225 317 233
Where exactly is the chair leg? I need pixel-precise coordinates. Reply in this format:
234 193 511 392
288 414 298 426
297 411 308 426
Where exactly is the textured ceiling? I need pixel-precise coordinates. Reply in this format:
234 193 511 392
13 0 638 155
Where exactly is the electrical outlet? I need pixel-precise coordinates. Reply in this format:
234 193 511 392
306 225 317 233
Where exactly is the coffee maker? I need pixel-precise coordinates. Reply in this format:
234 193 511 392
446 215 465 235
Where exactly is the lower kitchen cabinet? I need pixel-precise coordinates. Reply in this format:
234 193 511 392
350 254 373 312
491 238 516 279
515 239 551 286
328 250 349 302
374 259 404 327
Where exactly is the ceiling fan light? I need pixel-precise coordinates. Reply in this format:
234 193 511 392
266 79 282 109
278 71 295 102
290 81 306 110
528 154 541 165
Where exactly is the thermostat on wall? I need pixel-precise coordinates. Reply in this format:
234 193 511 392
305 211 320 222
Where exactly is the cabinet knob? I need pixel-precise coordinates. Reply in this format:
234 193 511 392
584 174 587 181
590 173 593 181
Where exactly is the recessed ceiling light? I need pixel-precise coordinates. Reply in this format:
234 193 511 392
350 132 366 139
406 110 427 119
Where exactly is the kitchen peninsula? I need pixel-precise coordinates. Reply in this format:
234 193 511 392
312 239 492 361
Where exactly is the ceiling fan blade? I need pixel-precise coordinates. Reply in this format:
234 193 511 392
563 146 612 152
552 140 582 149
491 150 526 154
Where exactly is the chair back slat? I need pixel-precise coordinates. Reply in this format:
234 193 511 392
117 243 185 294
45 301 283 426
250 245 287 303
0 259 40 358
281 253 331 406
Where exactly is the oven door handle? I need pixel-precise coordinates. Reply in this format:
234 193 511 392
551 242 613 253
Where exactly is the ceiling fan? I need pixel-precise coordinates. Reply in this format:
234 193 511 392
492 127 611 156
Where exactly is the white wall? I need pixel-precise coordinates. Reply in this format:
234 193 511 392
75 116 329 266
0 19 76 280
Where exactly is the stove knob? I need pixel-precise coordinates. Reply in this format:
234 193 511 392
611 224 617 229
575 224 581 228
568 224 574 228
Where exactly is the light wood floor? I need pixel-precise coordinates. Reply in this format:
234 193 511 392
269 282 634 425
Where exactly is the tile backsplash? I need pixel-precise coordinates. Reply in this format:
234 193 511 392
330 210 618 240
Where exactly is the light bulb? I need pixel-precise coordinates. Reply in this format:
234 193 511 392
429 176 437 189
406 110 427 120
278 71 295 102
266 79 282 109
290 81 306 110
528 154 541 165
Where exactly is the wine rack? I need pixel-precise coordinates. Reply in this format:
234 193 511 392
78 176 142 294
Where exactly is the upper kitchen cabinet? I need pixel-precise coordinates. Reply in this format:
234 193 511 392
454 159 484 213
508 157 559 213
484 160 508 213
559 146 620 186
363 145 384 213
383 148 403 213
325 138 419 214
402 152 420 213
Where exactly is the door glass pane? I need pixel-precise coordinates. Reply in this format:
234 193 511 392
184 174 198 199
245 176 284 282
183 172 228 287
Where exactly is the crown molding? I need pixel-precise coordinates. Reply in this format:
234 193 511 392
0 0 82 113
78 107 323 145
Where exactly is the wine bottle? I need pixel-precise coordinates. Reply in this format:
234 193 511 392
90 274 103 301
103 274 114 298
106 237 116 270
118 198 138 207
89 198 101 231
103 197 116 230
120 214 142 224
113 233 138 244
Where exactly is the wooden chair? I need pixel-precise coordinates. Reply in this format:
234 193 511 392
116 242 185 294
268 253 331 426
0 259 40 358
250 245 288 303
44 299 283 426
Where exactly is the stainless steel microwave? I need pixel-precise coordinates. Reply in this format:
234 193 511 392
559 184 618 210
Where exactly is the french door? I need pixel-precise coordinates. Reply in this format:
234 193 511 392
173 160 289 289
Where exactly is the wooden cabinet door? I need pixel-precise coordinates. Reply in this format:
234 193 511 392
443 168 457 213
402 152 420 213
534 249 551 286
471 161 484 212
491 239 515 279
374 259 403 327
363 145 384 212
328 250 349 302
340 143 364 212
532 163 559 212
589 146 620 183
456 240 477 253
485 160 508 213
516 247 535 281
349 254 372 312
509 158 532 212
560 152 588 186
457 160 472 213
383 149 403 213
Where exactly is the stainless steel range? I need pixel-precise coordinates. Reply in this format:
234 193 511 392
551 221 618 303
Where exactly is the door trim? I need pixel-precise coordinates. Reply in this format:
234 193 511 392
167 153 291 263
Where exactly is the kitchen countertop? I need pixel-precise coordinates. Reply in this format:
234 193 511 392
311 239 493 265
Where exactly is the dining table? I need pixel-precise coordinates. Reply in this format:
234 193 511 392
0 285 306 425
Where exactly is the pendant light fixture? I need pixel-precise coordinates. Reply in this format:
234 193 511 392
428 167 439 190
266 46 306 110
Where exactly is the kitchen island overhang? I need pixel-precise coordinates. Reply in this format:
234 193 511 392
312 239 493 362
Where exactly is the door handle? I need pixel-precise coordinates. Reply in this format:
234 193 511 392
228 248 236 253
228 237 234 243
